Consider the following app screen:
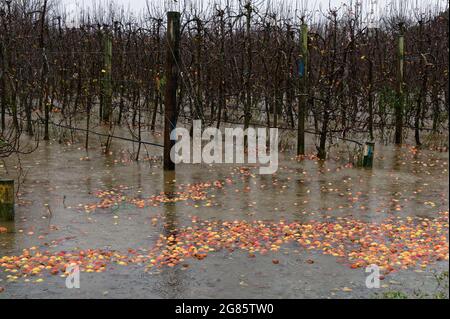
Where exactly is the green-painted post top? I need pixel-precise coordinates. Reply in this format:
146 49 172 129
398 35 404 54
300 24 308 56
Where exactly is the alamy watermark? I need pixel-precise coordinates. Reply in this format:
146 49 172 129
365 264 381 289
170 120 279 174
65 264 80 289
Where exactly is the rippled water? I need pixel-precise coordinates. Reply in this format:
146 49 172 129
0 129 448 298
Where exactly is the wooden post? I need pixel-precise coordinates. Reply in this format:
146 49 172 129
0 40 10 133
164 11 180 171
395 23 405 145
101 32 113 123
0 179 14 221
297 22 308 155
243 2 252 148
40 0 49 140
363 142 375 168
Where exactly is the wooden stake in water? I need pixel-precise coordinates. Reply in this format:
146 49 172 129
297 23 308 156
101 33 113 123
0 41 10 132
363 142 375 168
0 179 14 221
164 11 180 171
395 23 405 145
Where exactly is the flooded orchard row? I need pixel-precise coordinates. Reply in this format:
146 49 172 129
0 133 448 298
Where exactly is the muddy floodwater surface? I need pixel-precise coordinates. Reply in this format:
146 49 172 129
0 132 448 299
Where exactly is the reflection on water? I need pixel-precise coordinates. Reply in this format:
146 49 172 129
160 170 186 298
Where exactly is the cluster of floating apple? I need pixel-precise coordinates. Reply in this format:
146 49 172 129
1 212 447 282
150 212 449 273
81 179 229 213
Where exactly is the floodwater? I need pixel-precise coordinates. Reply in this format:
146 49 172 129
0 127 448 299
